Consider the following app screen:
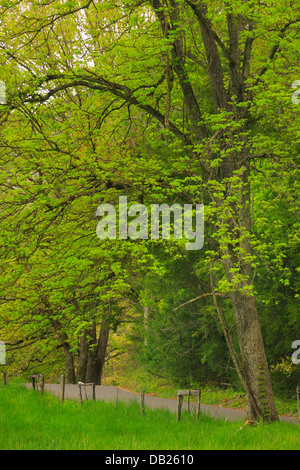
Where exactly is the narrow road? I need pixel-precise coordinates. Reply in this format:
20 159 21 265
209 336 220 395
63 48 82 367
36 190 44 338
24 383 299 425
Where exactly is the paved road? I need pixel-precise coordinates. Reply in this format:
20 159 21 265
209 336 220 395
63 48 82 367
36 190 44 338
23 383 299 425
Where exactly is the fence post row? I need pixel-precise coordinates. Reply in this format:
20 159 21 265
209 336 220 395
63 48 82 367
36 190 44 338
4 377 299 421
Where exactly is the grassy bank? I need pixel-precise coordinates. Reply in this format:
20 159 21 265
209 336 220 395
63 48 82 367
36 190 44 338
0 384 299 450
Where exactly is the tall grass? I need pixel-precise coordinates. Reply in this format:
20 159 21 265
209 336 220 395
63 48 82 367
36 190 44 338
0 384 299 450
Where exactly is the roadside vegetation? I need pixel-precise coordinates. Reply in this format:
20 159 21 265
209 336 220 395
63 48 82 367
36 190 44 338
103 352 299 418
0 384 298 450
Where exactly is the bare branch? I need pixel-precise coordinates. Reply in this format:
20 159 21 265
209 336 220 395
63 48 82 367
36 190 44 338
174 292 227 311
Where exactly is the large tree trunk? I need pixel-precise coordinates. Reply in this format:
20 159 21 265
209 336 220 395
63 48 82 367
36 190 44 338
62 335 76 384
86 315 111 385
86 321 98 384
218 159 278 422
229 289 278 422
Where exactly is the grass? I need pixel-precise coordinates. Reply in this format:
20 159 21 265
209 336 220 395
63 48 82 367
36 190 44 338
0 383 299 450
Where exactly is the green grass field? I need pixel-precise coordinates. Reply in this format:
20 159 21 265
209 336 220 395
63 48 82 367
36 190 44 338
0 384 299 450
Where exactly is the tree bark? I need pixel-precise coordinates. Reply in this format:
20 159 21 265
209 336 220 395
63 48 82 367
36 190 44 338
76 331 89 383
86 314 111 385
62 336 76 384
228 288 278 422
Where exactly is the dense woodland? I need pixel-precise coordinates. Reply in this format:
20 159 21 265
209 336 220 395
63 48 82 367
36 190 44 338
0 0 299 423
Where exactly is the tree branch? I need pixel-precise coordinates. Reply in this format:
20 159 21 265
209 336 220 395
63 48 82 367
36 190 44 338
6 72 193 148
255 18 300 83
174 292 227 311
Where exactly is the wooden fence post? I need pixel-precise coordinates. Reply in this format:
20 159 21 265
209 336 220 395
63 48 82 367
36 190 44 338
78 382 83 404
3 371 7 387
297 385 300 418
39 374 44 395
177 393 183 421
60 374 65 403
92 383 96 401
115 388 119 409
140 390 145 415
196 390 201 419
32 375 36 390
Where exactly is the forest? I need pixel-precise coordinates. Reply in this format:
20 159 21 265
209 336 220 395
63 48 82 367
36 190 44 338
0 0 299 424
